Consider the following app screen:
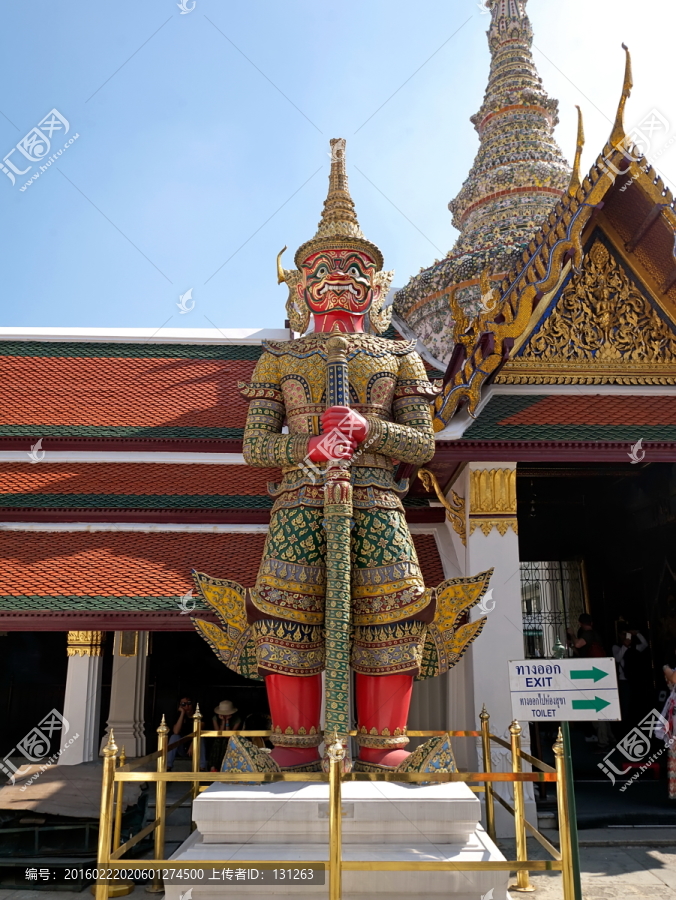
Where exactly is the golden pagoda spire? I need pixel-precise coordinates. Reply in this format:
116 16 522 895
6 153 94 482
294 138 383 269
610 44 633 148
567 105 585 197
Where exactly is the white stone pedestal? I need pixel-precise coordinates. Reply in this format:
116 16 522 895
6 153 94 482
165 781 512 899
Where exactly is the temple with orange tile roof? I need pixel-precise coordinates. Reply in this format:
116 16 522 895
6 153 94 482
3 0 676 830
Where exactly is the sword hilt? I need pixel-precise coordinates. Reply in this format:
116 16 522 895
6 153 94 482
326 334 350 409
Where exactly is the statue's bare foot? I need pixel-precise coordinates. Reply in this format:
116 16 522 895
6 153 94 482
270 746 321 768
358 748 410 768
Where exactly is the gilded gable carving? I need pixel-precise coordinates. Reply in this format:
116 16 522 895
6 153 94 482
497 239 676 384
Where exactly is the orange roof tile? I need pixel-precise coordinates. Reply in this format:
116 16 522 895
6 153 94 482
0 464 280 496
413 534 445 587
0 531 267 596
0 357 255 427
0 531 445 600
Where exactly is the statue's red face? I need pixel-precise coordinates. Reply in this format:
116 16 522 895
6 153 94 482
298 249 379 332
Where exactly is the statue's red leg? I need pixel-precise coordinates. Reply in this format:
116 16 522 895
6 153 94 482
266 672 322 767
356 672 413 767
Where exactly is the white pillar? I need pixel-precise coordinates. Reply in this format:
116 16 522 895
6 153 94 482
100 632 148 758
409 519 472 769
457 463 536 835
58 631 104 766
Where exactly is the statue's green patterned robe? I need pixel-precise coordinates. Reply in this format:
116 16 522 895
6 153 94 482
192 332 490 682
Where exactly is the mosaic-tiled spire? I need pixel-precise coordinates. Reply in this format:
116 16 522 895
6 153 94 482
449 0 569 258
393 0 570 364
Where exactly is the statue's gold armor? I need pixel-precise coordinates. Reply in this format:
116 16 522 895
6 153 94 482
240 331 438 679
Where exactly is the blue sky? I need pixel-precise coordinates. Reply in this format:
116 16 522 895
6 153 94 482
1 0 675 331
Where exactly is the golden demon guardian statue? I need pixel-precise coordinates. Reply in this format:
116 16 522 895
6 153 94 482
192 139 491 774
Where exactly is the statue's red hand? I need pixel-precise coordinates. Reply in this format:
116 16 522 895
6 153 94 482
307 433 357 463
320 406 369 443
305 407 368 463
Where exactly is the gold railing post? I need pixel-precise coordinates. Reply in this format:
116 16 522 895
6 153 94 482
480 705 496 842
146 716 169 893
191 704 202 807
113 746 126 850
554 728 575 900
95 731 118 900
510 720 535 892
108 746 134 898
327 733 345 900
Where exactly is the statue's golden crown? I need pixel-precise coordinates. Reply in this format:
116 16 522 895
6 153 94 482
278 138 394 335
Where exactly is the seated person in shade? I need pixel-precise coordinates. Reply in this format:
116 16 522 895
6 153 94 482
209 700 242 772
167 696 206 770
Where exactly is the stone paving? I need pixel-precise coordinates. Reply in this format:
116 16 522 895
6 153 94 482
2 833 676 898
497 835 676 899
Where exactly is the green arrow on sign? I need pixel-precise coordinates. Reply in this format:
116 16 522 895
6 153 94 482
570 666 608 683
571 696 611 712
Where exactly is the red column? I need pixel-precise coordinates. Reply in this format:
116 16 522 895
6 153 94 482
266 672 322 767
355 672 413 767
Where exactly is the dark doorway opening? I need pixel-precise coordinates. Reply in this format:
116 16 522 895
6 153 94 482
145 631 267 748
1 632 68 758
518 462 676 825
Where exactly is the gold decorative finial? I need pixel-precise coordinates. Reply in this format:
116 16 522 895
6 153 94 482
276 246 288 284
326 332 349 361
327 729 347 762
417 467 466 543
103 730 118 757
294 138 383 270
567 105 585 197
610 43 633 148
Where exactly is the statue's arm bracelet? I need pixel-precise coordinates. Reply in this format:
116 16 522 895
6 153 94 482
363 410 435 465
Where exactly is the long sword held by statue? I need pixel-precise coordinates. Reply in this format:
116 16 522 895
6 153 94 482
322 332 353 757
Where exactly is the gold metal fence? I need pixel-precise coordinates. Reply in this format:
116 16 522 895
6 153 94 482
95 705 575 900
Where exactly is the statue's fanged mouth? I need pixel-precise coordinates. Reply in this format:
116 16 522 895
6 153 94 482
319 282 359 296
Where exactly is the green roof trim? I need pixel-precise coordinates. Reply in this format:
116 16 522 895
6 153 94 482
0 595 210 611
0 494 272 509
0 425 244 439
462 395 676 442
0 342 263 360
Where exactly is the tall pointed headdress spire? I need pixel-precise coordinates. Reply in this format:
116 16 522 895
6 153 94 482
293 138 384 270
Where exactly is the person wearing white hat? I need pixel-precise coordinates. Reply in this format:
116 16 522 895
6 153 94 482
209 700 241 771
